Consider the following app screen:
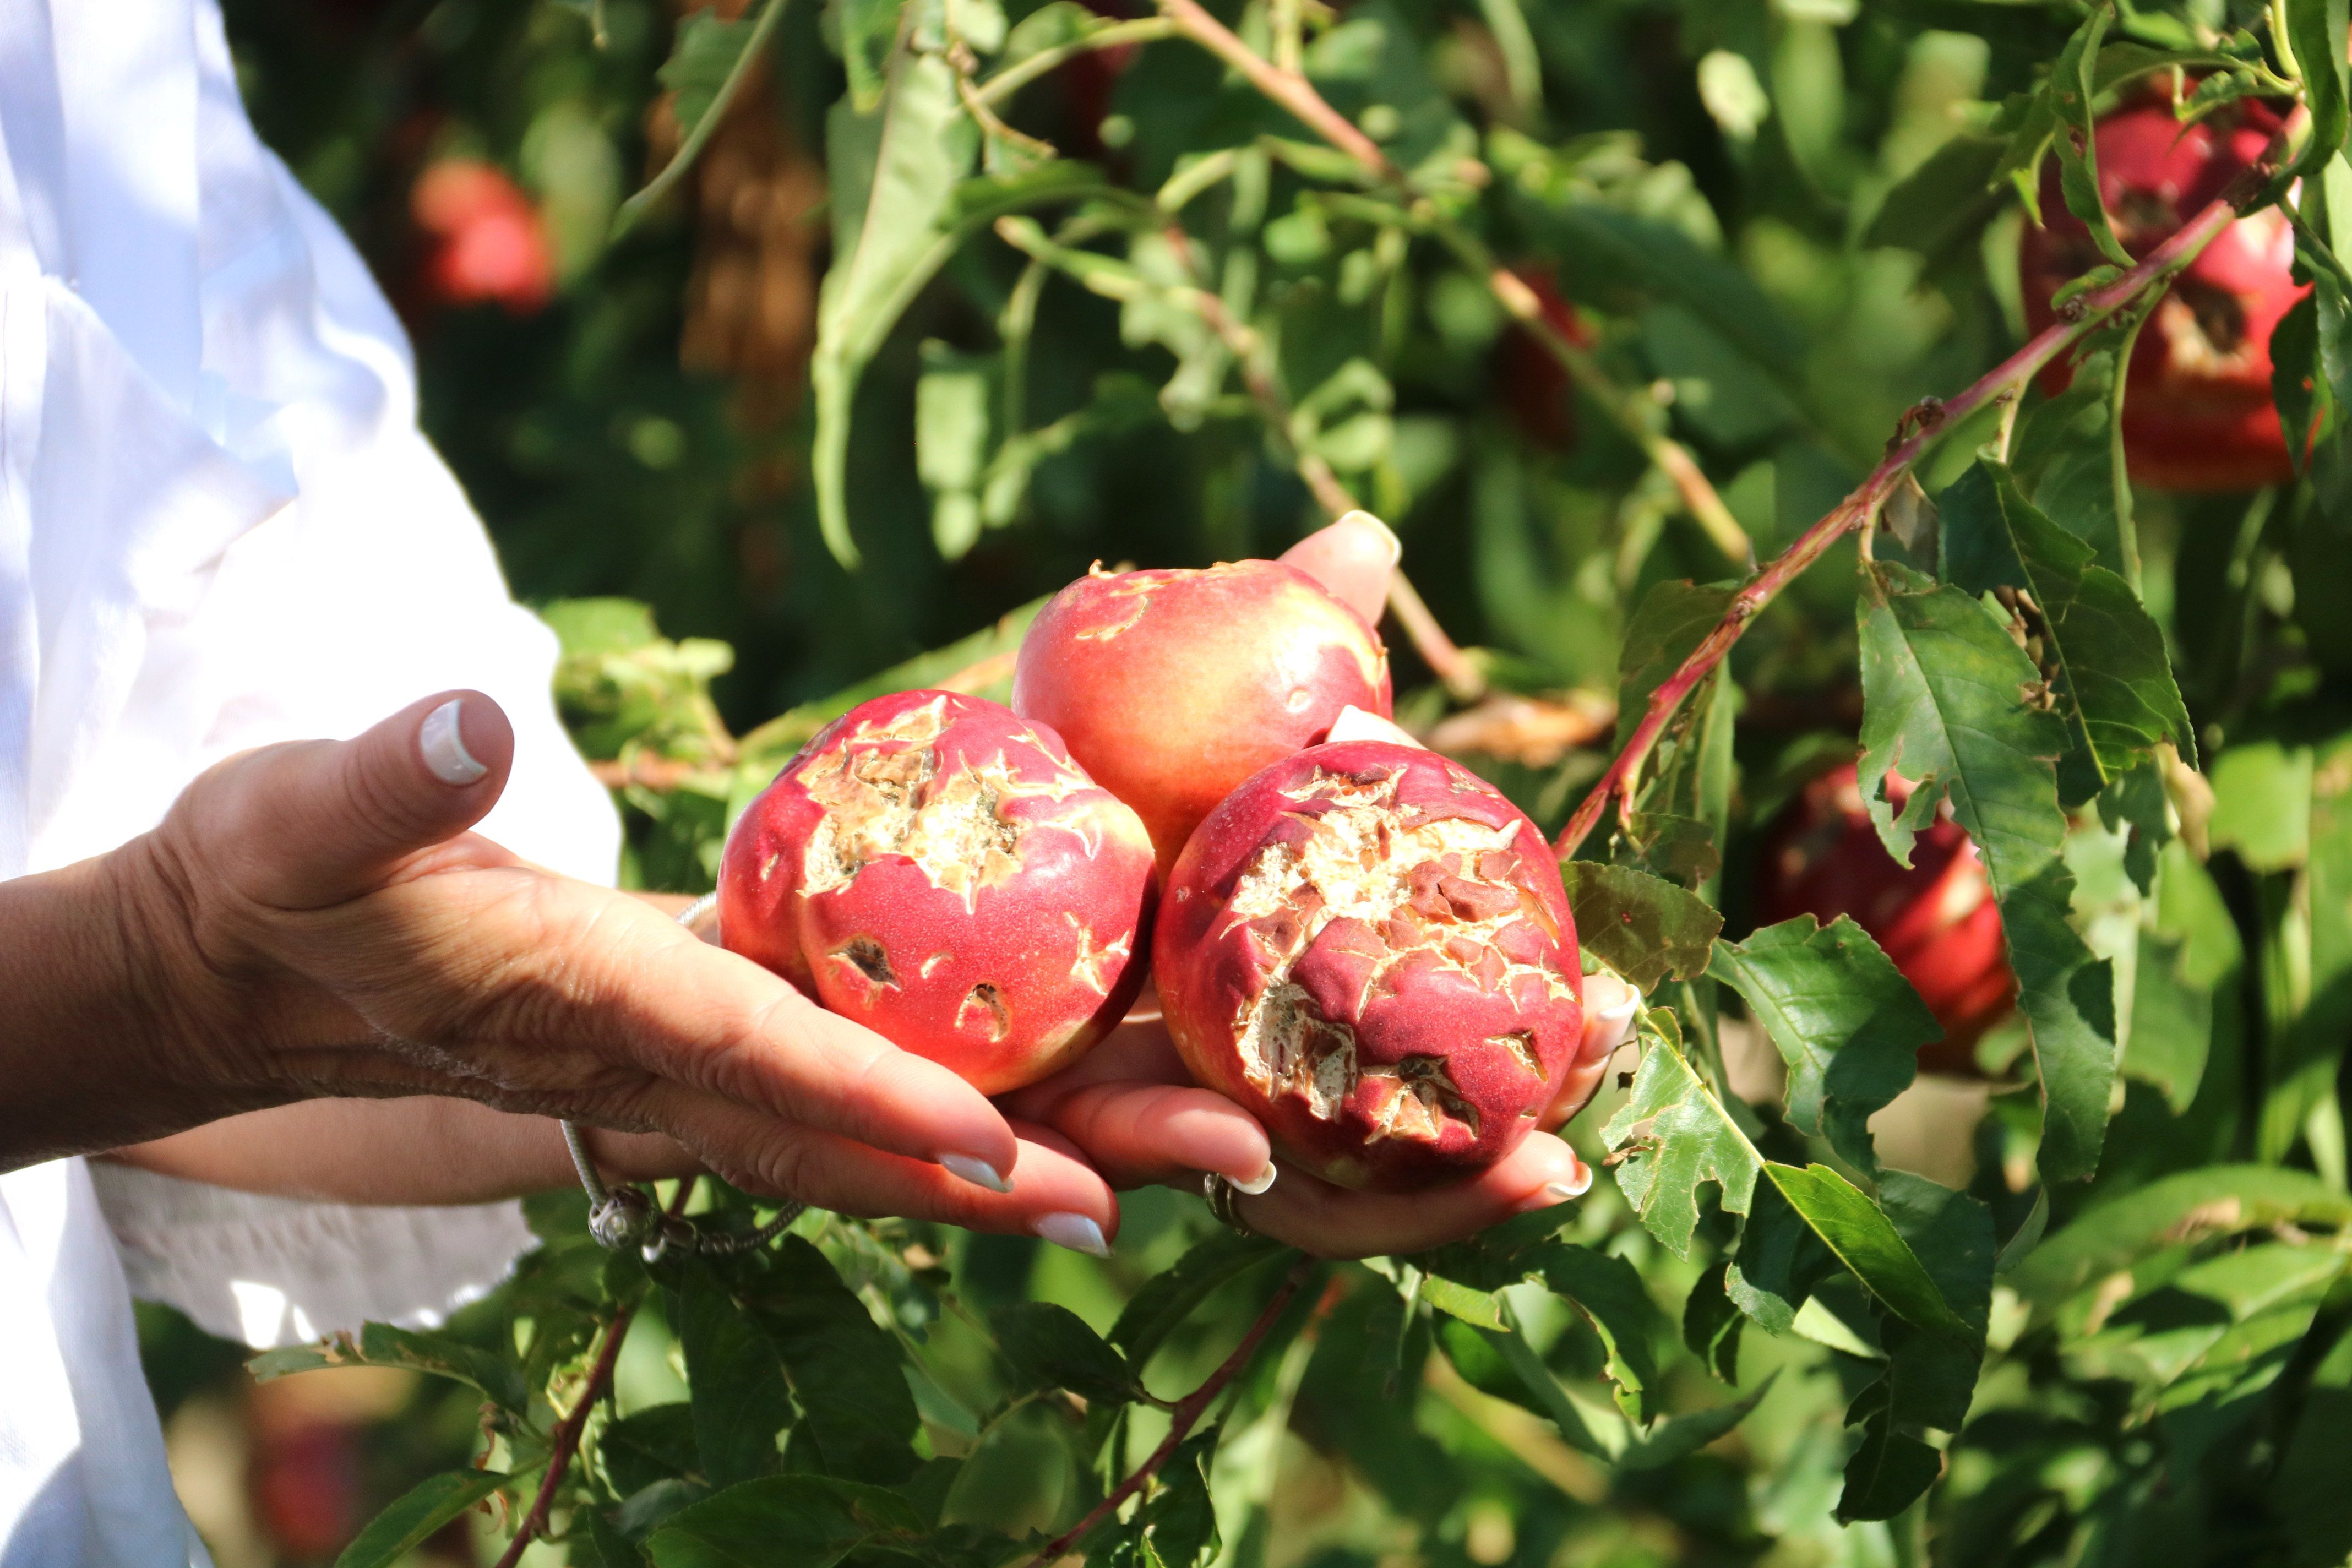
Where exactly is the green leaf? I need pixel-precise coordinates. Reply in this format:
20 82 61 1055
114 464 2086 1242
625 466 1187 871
2273 1327 2352 1560
2289 0 2350 185
2049 6 2133 268
2009 1164 2352 1306
1560 861 1723 993
660 10 758 138
1110 1232 1290 1368
1940 460 2194 789
744 1238 920 1484
1762 1165 1974 1339
644 1475 925 1568
1681 1262 1745 1383
677 1262 791 1488
1615 1374 1776 1470
1613 580 1735 750
1480 1318 1627 1460
839 0 908 111
1836 1414 1941 1523
1864 133 2007 267
1856 566 2116 1182
1537 1244 1665 1423
1600 1006 1762 1256
2208 741 2313 871
1418 1273 1507 1329
1724 1177 1838 1336
2008 348 2133 587
992 1302 1145 1405
1708 916 1937 1174
249 1325 530 1417
603 1403 704 1496
333 1469 510 1568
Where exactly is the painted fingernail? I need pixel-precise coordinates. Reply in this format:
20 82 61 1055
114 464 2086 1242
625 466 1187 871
1034 1212 1111 1258
939 1152 1013 1194
1231 1161 1278 1196
419 698 488 786
1337 508 1402 567
1543 1163 1595 1204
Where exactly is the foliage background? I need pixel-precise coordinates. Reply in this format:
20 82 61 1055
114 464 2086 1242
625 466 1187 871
141 0 2352 1564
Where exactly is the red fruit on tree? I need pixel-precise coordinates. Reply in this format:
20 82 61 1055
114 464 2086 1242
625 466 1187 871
1155 741 1585 1192
411 159 556 315
1495 266 1594 452
1756 763 2015 1076
717 690 1156 1094
2019 91 2305 491
1012 560 1392 876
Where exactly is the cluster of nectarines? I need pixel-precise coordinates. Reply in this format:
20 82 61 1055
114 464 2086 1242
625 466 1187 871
716 521 1588 1190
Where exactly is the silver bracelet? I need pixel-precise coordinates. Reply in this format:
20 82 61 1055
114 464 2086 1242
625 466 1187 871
563 891 804 1261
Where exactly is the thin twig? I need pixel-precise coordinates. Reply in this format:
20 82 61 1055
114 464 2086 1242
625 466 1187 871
492 1181 698 1568
1153 0 1397 179
974 17 1180 107
613 0 790 237
1550 190 2244 861
1020 1259 1311 1567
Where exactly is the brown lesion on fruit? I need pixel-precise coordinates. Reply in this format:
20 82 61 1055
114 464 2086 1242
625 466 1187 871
1072 570 1157 642
1363 1054 1482 1143
834 936 897 990
1224 765 1574 1125
1235 981 1358 1119
957 982 1011 1042
798 695 1101 910
1066 914 1132 997
1488 1030 1543 1078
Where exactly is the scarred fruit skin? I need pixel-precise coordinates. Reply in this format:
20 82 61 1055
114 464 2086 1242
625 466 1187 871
2019 91 2304 491
1012 560 1392 875
717 690 1156 1094
1756 763 2015 1076
1156 741 1583 1192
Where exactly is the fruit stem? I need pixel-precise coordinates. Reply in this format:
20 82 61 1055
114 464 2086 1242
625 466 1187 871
1019 1258 1313 1568
1551 188 2246 861
1150 0 1753 572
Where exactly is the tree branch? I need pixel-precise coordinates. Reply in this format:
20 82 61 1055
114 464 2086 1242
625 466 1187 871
1550 190 2244 861
1153 0 1397 179
1020 1259 1312 1567
491 1182 695 1568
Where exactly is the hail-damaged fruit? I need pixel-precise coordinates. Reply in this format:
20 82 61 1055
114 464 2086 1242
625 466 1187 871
2019 89 2304 491
1756 763 2014 1076
1156 741 1583 1191
717 690 1156 1094
1012 559 1392 876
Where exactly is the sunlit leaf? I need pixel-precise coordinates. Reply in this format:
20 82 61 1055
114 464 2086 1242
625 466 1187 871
1601 1006 1762 1256
333 1470 511 1568
1560 862 1722 992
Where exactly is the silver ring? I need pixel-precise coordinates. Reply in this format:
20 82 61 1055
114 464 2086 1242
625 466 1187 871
1202 1172 1259 1237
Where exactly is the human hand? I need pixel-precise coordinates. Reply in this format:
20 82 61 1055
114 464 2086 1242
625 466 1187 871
1001 970 1639 1258
108 692 1124 1250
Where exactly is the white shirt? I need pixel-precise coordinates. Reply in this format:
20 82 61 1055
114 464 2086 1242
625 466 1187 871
0 2 624 1561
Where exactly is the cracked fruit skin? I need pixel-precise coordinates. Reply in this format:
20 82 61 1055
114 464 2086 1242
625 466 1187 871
1012 559 1392 876
716 689 1156 1094
1155 741 1583 1192
1756 763 2014 1077
2019 91 2304 492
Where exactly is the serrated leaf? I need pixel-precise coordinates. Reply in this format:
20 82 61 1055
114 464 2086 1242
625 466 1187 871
743 1238 919 1483
1855 566 2117 1182
645 1474 925 1568
1941 460 2193 788
1763 1165 1974 1339
1725 1176 1839 1335
1708 916 1937 1175
992 1302 1144 1405
333 1469 510 1568
2049 6 2133 268
677 1262 791 1488
250 1324 530 1417
1560 861 1723 992
2009 347 2132 579
1110 1232 1290 1367
1600 1007 1762 1256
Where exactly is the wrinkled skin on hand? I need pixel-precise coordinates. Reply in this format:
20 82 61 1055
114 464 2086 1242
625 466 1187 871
1012 558 1392 876
1153 740 1585 1191
718 690 1156 1095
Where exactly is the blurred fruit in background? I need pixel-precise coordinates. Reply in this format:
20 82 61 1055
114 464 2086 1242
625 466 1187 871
2018 90 2305 492
1494 267 1595 453
411 159 556 315
1756 762 2015 1076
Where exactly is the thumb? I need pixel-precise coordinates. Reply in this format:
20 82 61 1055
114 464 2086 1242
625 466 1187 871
198 692 516 910
1277 509 1400 626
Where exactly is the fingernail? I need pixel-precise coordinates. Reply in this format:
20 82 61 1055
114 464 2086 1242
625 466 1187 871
420 698 488 786
939 1152 1014 1194
1230 1161 1278 1196
1034 1212 1111 1258
1337 508 1402 567
1544 1163 1595 1203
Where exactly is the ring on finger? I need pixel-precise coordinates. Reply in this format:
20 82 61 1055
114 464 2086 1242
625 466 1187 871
1202 1172 1259 1237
